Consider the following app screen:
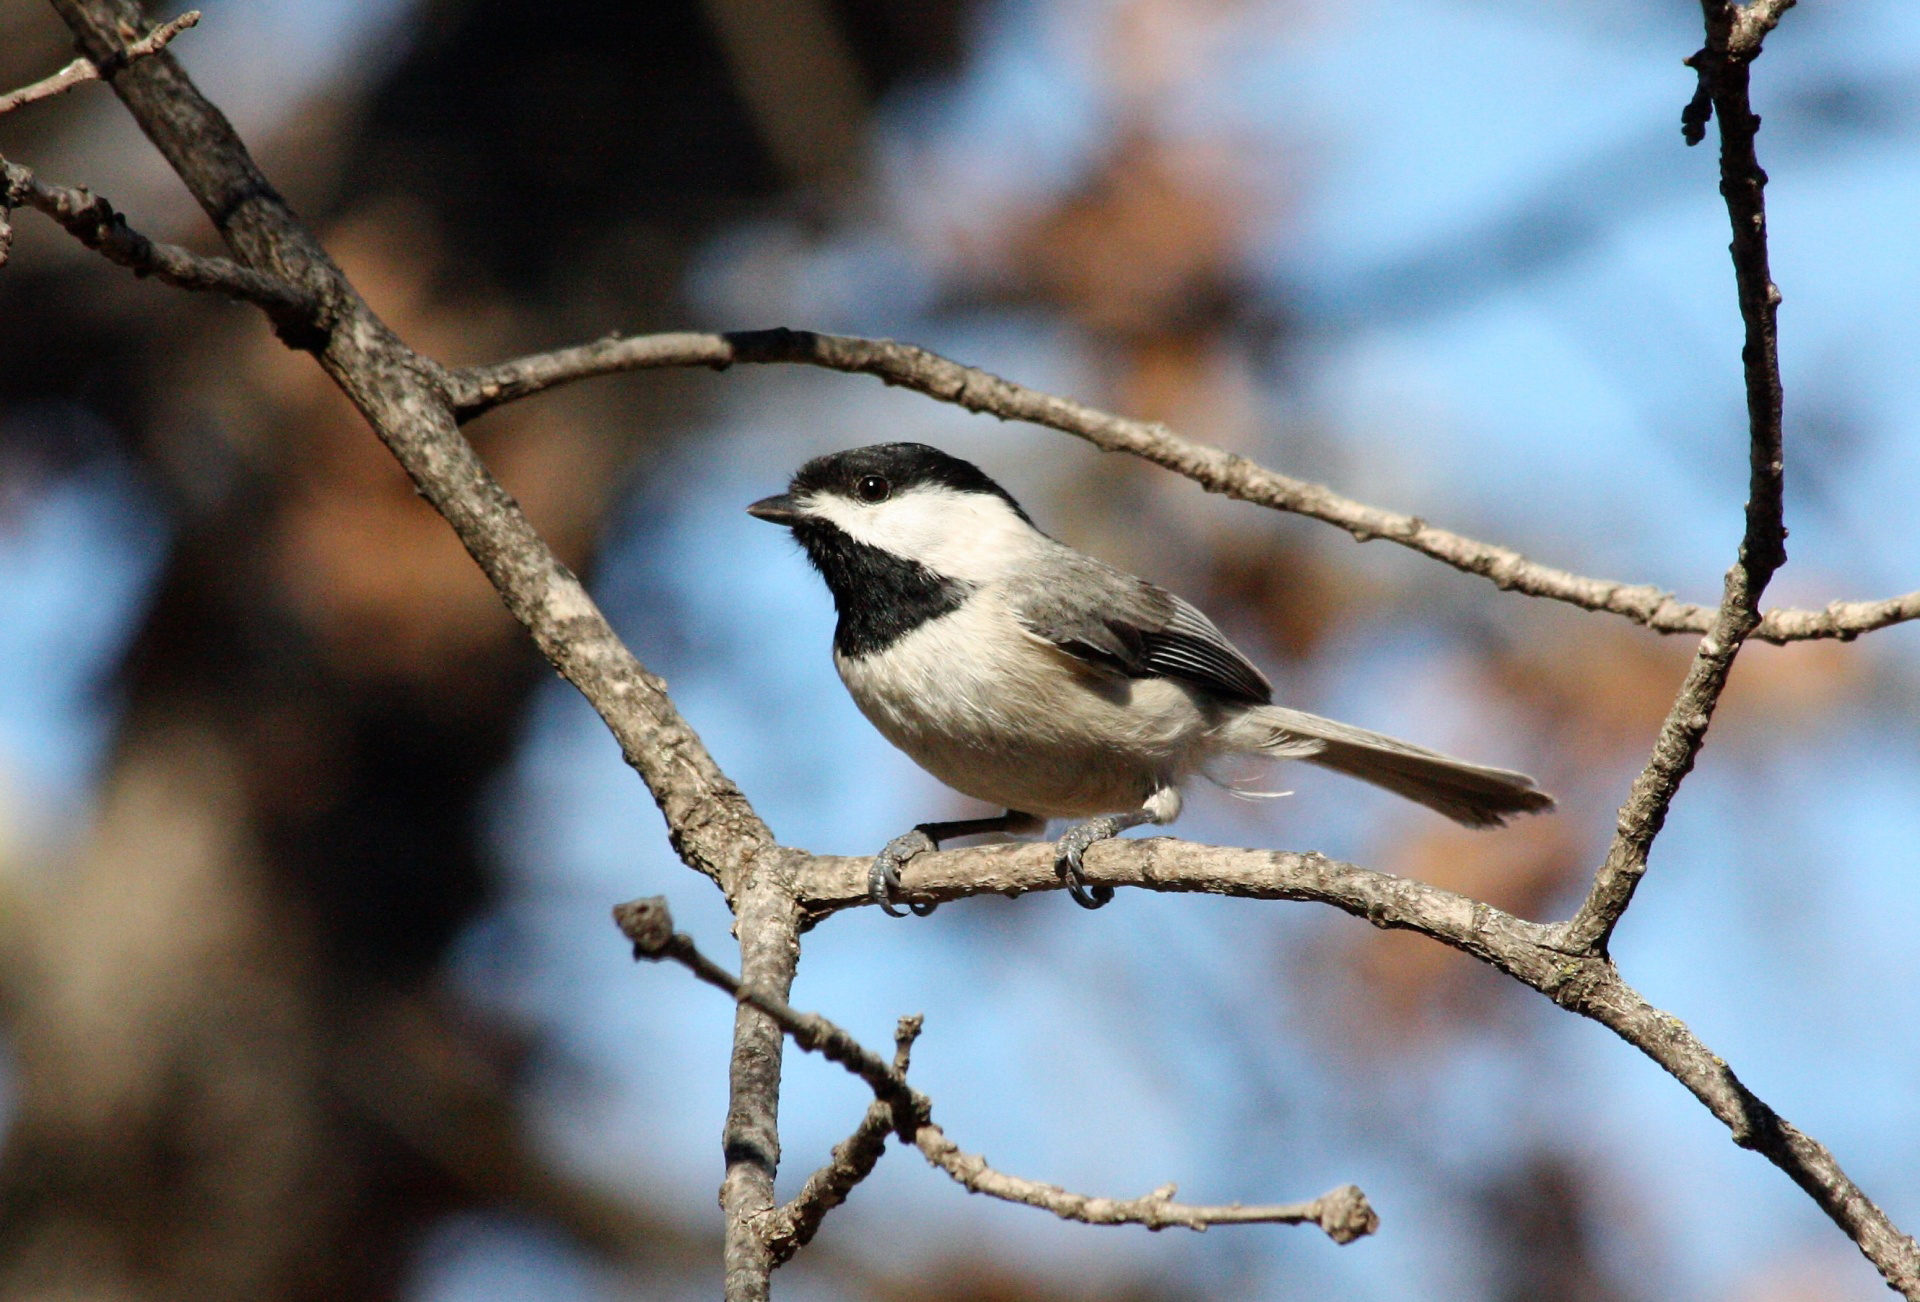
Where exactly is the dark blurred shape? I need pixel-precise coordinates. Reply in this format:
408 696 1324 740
0 0 974 1297
701 0 870 191
1480 1152 1641 1302
342 0 973 296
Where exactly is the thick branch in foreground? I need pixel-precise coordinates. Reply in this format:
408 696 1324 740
716 872 805 1300
44 0 774 895
41 11 787 1301
0 8 196 116
791 836 1920 1295
445 328 1914 645
613 896 1375 1245
1560 0 1796 956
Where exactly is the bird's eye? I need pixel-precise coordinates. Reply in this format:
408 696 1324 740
855 474 890 503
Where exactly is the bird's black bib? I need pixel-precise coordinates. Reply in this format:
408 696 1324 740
791 519 971 658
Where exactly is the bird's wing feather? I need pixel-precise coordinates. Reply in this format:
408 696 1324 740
1006 547 1273 705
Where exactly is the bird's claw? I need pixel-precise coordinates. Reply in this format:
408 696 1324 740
869 829 939 917
1054 817 1118 910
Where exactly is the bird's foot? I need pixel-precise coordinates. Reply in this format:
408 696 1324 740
869 829 940 917
1054 816 1122 910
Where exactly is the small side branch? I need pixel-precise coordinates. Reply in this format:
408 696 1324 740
0 9 198 117
758 1015 923 1266
914 1129 1376 1241
444 328 1911 645
613 896 1375 1245
0 154 316 325
1560 0 1796 956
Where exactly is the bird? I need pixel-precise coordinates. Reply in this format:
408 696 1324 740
747 442 1553 914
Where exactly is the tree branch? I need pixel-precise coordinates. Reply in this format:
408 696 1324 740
42 0 774 896
714 873 805 1301
1558 0 1795 956
444 327 1909 645
38 11 794 1300
913 1129 1376 1241
0 154 316 323
758 1015 922 1267
0 8 196 116
790 835 1920 1293
615 896 1375 1244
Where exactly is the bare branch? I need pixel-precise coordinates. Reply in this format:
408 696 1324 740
715 875 806 1300
791 836 1920 1293
616 897 923 1124
41 11 789 1297
758 1015 923 1266
614 896 1374 1243
42 0 773 895
445 328 1911 645
0 154 316 322
1729 0 1797 53
1559 0 1795 956
798 839 1561 965
0 9 197 117
914 1130 1376 1242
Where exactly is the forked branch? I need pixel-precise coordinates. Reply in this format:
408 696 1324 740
792 836 1920 1294
0 154 314 320
614 896 1378 1245
758 1015 923 1266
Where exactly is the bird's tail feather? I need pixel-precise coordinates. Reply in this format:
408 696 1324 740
1230 705 1554 829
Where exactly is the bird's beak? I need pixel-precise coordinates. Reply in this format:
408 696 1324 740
747 493 807 527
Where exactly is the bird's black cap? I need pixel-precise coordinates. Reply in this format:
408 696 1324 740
782 443 1031 522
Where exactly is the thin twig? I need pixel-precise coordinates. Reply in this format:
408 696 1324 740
0 9 197 117
0 154 315 323
914 1130 1376 1241
1558 0 1795 957
758 1015 922 1266
614 896 1376 1244
444 328 1912 645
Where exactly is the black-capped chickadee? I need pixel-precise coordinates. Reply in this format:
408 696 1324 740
749 443 1553 914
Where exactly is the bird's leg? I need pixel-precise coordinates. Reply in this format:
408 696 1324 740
1055 790 1178 910
869 811 1045 917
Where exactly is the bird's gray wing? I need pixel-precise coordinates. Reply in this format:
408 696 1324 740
1006 548 1273 706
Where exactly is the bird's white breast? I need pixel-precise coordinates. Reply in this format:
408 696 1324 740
834 591 1214 818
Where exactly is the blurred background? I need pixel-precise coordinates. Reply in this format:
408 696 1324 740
1 0 1917 1297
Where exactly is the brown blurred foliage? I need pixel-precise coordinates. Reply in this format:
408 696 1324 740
0 1 984 1297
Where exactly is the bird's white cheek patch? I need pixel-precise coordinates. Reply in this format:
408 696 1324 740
801 487 1042 584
